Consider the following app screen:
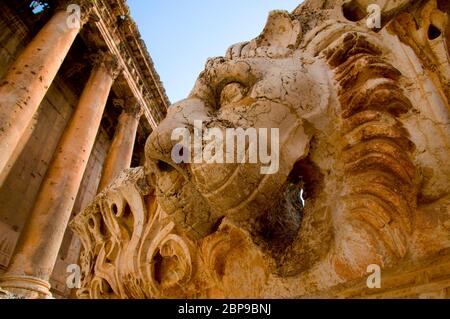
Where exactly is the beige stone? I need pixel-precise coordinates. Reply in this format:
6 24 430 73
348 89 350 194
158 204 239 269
72 0 450 299
0 52 119 298
0 0 168 299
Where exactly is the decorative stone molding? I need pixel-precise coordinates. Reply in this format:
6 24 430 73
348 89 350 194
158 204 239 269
88 0 169 128
90 51 122 79
72 0 450 299
113 97 143 119
123 102 144 119
0 275 52 299
0 287 17 300
318 252 450 298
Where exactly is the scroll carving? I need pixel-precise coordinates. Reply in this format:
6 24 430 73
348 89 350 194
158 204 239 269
325 31 418 268
70 168 197 299
72 0 450 299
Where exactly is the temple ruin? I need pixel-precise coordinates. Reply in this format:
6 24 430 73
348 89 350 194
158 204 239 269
1 0 450 299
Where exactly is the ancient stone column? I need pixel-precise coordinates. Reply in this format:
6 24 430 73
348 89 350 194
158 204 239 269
0 1 92 183
97 100 142 192
0 52 120 298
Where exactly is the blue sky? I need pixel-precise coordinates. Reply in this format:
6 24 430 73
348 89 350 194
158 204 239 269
127 1 302 104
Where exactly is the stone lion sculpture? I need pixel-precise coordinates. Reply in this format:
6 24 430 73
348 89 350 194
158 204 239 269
73 0 450 298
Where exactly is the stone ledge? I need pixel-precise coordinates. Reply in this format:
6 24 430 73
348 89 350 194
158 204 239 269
0 287 22 299
310 251 450 299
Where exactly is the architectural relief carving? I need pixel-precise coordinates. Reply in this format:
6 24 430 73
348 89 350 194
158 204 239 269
72 0 450 298
90 51 122 80
112 96 143 116
56 0 96 26
71 168 197 299
0 0 168 298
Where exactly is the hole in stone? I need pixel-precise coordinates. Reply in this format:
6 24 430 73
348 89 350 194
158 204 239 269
88 218 95 229
99 220 108 237
428 24 442 40
156 160 173 172
152 250 180 286
121 203 134 238
100 279 114 294
259 157 324 247
211 216 225 233
153 251 163 284
111 203 118 216
342 1 366 22
299 189 306 207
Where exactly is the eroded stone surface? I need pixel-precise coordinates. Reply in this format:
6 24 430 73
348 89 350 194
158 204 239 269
72 0 450 298
0 287 20 299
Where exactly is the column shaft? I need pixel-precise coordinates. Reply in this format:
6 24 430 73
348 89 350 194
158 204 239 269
0 8 82 181
97 108 141 192
0 58 117 298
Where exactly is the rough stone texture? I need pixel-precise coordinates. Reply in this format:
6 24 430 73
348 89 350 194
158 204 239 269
72 0 450 298
0 0 168 298
0 287 19 299
0 4 110 296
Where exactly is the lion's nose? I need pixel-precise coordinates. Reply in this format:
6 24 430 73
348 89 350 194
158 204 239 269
145 112 186 179
145 98 210 178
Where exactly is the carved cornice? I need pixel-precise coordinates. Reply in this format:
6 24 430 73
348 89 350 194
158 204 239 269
0 2 29 40
84 0 169 129
124 104 143 119
70 0 450 300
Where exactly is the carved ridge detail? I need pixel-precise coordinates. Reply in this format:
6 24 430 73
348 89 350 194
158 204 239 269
324 32 419 262
70 168 197 299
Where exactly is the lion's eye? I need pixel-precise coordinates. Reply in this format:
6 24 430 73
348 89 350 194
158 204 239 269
220 82 246 107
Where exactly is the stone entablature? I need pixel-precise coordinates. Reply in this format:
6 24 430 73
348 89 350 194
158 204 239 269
70 169 450 298
91 0 169 127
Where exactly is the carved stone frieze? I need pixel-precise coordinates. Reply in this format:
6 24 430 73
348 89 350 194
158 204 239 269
72 0 450 298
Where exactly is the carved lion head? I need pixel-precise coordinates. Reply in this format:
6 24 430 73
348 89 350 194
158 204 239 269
145 11 329 240
145 0 450 285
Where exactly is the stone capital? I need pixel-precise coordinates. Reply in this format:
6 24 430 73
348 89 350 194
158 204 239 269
90 51 122 79
114 97 144 119
56 0 98 27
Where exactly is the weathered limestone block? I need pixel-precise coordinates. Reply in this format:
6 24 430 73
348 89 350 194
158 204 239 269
72 0 450 298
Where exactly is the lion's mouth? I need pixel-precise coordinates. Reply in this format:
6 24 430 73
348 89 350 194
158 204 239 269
146 157 219 237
